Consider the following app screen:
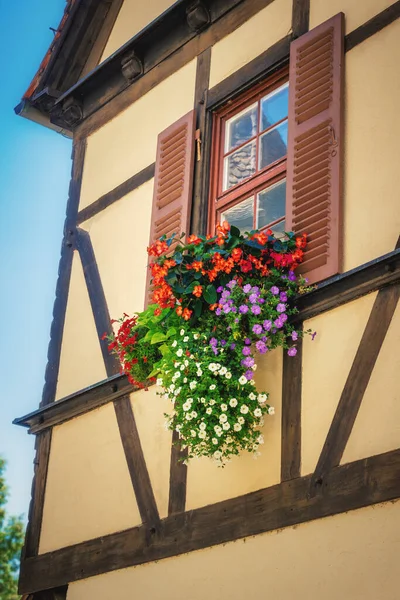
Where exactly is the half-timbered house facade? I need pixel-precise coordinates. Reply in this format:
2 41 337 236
15 0 400 598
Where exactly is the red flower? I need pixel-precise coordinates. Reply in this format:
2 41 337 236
193 285 203 298
143 356 148 363
240 259 253 273
231 248 242 262
187 234 202 245
101 332 108 341
154 308 162 316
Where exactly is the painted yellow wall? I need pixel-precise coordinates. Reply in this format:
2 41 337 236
301 292 377 475
82 179 154 318
101 0 176 62
56 252 107 400
310 0 394 34
342 298 400 464
79 60 196 209
186 349 282 510
209 0 292 88
343 19 400 270
67 500 400 600
39 403 141 554
130 388 172 519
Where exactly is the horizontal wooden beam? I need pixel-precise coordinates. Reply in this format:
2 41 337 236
13 374 134 434
76 163 155 224
19 448 400 594
345 0 400 52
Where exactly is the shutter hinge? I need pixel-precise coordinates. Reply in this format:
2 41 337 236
195 128 201 162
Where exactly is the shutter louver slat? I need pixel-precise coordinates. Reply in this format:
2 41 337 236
286 13 344 284
144 110 196 307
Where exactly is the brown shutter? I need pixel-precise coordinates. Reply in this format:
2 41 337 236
286 12 344 284
145 110 196 306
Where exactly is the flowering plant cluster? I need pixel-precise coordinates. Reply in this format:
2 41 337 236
106 224 314 463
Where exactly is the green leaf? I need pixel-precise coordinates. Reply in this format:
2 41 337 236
230 225 241 238
203 284 217 304
174 252 183 264
151 332 167 344
166 327 177 338
159 343 171 357
193 298 203 317
148 366 161 378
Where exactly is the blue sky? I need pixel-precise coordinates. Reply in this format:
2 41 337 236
0 0 72 517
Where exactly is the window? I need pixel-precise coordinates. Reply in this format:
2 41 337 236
209 69 289 237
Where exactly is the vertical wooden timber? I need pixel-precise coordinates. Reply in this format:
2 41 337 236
114 396 160 525
75 227 119 376
311 283 400 492
291 0 310 38
281 334 303 480
191 47 211 236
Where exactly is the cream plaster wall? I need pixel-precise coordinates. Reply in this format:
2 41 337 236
130 388 172 519
56 252 106 400
342 298 400 464
83 179 153 319
79 60 196 209
209 0 292 88
186 349 282 510
39 404 141 554
310 0 395 34
343 20 400 270
67 500 400 600
101 0 176 62
301 292 377 475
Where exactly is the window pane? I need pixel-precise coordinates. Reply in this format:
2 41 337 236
259 121 288 170
256 179 286 229
222 196 254 233
271 219 286 238
223 140 256 191
225 103 257 153
260 83 289 131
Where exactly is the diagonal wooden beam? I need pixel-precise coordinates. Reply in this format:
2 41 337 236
75 227 119 377
311 282 400 492
114 396 160 526
168 430 188 516
345 0 400 52
281 333 303 481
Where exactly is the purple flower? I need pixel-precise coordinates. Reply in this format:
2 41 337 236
251 305 261 315
245 370 254 380
230 343 236 350
217 286 224 293
288 271 296 281
263 320 272 331
280 314 288 323
251 286 260 293
221 290 230 300
241 356 255 368
227 280 237 289
270 286 279 295
311 331 317 341
212 347 219 356
244 338 251 345
249 293 259 304
234 318 239 324
242 346 251 356
252 324 263 335
291 331 298 341
231 306 237 313
239 305 249 314
220 340 226 346
259 298 265 304
209 337 218 347
280 292 287 302
215 308 221 316
223 304 231 314
243 284 252 293
277 303 286 313
255 340 268 354
288 347 297 357
274 317 283 329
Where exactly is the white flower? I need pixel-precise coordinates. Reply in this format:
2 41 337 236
229 398 238 408
239 375 247 385
214 363 221 371
238 416 245 425
180 364 185 371
225 372 232 379
222 422 230 431
176 349 183 357
169 383 175 391
209 384 216 391
214 450 222 460
234 423 242 432
189 381 197 390
172 340 177 348
258 393 267 404
209 399 216 406
174 362 180 368
174 371 181 379
183 336 189 342
240 405 249 414
219 413 228 423
191 411 198 419
206 407 212 415
212 438 218 445
250 380 256 386
187 397 193 404
219 366 227 376
254 408 262 417
183 402 190 412
199 430 207 439
190 354 194 359
180 329 185 335
199 422 206 430
185 413 192 420
208 363 216 372
221 403 228 412
184 359 189 367
268 406 275 415
251 364 257 371
183 377 188 383
156 378 163 386
197 370 203 376
249 392 256 401
220 348 224 354
200 397 206 403
191 430 197 437
193 333 199 340
257 434 264 445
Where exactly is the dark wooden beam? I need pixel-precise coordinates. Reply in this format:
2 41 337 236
19 448 400 593
75 228 119 376
76 163 155 224
291 0 310 38
281 334 302 481
207 35 291 109
114 396 160 525
345 1 400 52
13 374 134 435
168 430 188 516
311 283 400 492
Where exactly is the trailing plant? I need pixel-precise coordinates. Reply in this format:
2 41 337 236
105 223 314 463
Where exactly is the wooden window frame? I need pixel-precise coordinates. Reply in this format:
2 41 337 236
208 66 289 234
